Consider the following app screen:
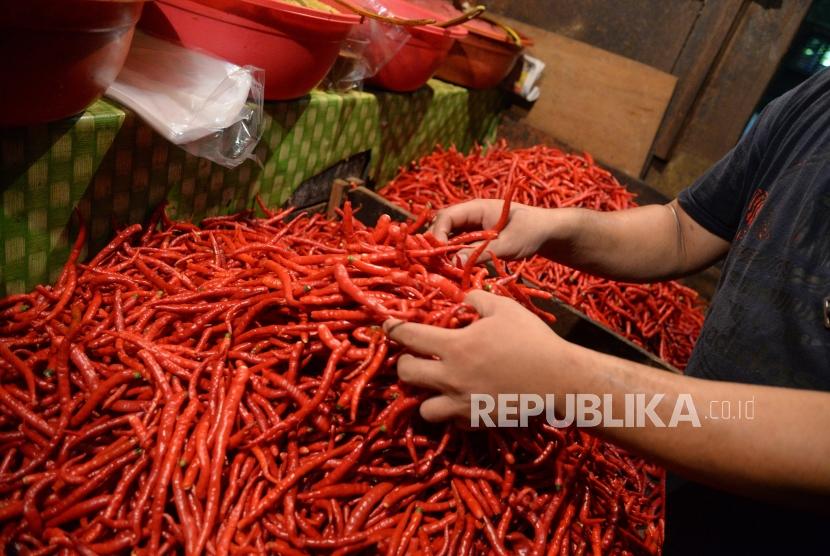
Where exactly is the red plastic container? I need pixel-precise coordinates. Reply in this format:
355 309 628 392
436 32 526 90
139 0 361 100
407 0 529 89
0 0 145 126
365 0 466 93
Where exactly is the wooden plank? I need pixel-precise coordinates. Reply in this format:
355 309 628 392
346 186 415 225
645 0 811 196
325 179 349 221
487 0 702 73
528 292 679 373
652 0 746 160
501 17 677 177
287 151 371 209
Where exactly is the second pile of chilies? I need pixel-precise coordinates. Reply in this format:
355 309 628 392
1 182 666 554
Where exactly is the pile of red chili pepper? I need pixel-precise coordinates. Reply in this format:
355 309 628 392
0 191 665 554
382 142 705 370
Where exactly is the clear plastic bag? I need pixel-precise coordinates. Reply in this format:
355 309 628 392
323 0 411 92
106 32 264 168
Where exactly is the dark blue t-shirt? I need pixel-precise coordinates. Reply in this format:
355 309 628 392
666 70 829 555
678 69 830 390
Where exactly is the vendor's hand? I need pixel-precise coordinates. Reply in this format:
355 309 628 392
431 199 575 263
384 289 575 422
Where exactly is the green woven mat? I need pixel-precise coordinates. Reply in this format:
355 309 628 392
0 102 124 294
0 80 504 295
373 80 504 182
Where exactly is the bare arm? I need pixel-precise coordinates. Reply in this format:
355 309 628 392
562 200 729 281
560 343 830 506
431 199 730 282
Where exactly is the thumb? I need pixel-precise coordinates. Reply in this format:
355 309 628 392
456 238 507 266
456 243 480 266
463 289 505 317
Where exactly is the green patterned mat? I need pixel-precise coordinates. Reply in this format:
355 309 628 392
0 80 504 295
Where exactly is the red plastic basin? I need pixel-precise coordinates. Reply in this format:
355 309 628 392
365 0 466 93
139 0 361 100
0 0 145 126
436 32 525 90
406 0 529 89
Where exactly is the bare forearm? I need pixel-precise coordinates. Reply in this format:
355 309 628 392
541 202 727 282
546 344 830 504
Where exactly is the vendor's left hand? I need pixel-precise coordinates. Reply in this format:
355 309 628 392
383 289 575 422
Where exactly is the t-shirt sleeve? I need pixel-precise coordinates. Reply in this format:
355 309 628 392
677 106 772 241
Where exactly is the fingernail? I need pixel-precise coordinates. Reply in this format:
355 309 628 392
382 318 403 334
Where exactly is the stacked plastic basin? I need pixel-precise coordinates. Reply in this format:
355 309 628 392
412 0 531 89
363 0 467 93
139 0 362 100
0 0 525 127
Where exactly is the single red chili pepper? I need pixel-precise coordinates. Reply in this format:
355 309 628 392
450 464 502 483
148 393 197 553
44 494 110 528
396 505 423 556
312 438 368 490
477 478 502 515
344 482 394 534
451 478 484 520
298 483 372 500
334 263 391 316
456 514 476 556
87 224 142 268
193 363 251 555
22 471 55 536
547 500 577 556
0 384 53 436
0 341 37 402
348 339 388 422
42 265 78 323
417 500 455 513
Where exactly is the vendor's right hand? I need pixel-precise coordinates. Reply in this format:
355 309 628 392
431 199 571 263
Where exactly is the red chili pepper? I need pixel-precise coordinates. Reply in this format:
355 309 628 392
451 478 484 520
0 384 53 435
344 481 394 535
193 364 250 555
0 341 38 403
334 263 392 317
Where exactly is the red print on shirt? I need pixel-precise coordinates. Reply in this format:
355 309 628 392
736 188 768 241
